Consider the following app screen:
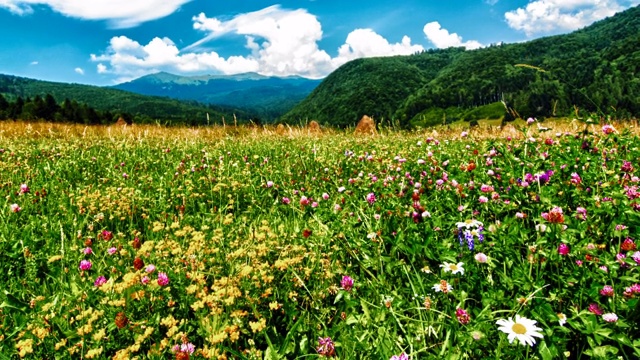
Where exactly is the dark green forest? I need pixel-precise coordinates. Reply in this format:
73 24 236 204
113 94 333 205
283 5 640 128
0 75 254 125
0 93 129 124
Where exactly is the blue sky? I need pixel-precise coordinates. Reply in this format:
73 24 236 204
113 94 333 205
0 0 638 85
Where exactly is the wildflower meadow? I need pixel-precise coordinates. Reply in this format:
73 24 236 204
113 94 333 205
1 120 639 359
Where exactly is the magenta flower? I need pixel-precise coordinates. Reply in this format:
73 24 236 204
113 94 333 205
366 192 376 205
83 247 93 255
478 196 488 203
141 276 150 285
300 196 310 206
316 337 336 357
341 275 354 292
557 243 570 256
602 124 616 134
19 184 29 194
322 193 330 200
94 276 107 287
575 207 587 220
157 272 169 286
79 260 92 271
390 353 409 360
600 285 614 297
145 264 156 273
107 247 117 255
588 303 604 315
456 308 471 324
9 203 21 213
281 197 290 205
570 173 581 185
101 230 113 241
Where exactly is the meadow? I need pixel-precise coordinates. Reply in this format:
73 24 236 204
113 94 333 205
0 120 639 359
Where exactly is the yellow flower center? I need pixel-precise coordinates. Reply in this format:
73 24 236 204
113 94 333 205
449 264 458 271
512 323 527 335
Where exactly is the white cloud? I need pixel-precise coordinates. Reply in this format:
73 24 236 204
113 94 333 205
74 67 84 75
96 63 107 74
92 5 425 81
0 0 192 28
505 0 640 36
29 60 38 65
423 22 483 50
334 29 424 67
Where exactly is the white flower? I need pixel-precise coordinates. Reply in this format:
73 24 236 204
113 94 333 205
602 313 618 323
557 313 567 326
496 314 544 347
456 219 483 229
432 280 453 293
439 262 464 275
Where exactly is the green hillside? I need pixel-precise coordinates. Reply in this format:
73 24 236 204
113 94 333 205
0 74 253 125
283 5 640 128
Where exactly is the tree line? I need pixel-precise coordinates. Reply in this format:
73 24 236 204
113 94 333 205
0 93 132 124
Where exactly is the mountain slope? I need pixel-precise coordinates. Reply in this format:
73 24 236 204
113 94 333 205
283 5 640 127
113 72 321 120
0 74 252 125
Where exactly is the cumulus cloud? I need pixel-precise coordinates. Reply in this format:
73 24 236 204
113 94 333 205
0 0 192 28
92 5 425 81
505 0 640 36
423 22 483 50
74 67 84 75
334 29 424 67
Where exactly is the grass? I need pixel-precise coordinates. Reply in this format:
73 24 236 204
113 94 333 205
1 119 639 359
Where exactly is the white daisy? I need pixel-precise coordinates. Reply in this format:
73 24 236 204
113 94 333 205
496 314 544 346
456 219 483 229
432 280 453 293
439 262 465 275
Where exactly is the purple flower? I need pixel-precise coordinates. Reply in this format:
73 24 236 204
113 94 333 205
157 272 169 286
281 197 290 205
341 275 354 292
79 260 92 271
94 276 107 287
317 337 336 357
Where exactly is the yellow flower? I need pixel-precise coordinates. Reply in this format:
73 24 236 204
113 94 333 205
249 318 266 333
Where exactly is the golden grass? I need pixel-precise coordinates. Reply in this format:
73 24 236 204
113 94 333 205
0 118 638 143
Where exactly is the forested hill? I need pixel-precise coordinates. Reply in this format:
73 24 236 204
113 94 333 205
0 74 253 125
283 5 640 128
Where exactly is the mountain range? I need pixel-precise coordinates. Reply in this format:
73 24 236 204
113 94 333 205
112 72 321 121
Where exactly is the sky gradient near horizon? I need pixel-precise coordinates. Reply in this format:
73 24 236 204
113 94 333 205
0 0 638 86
